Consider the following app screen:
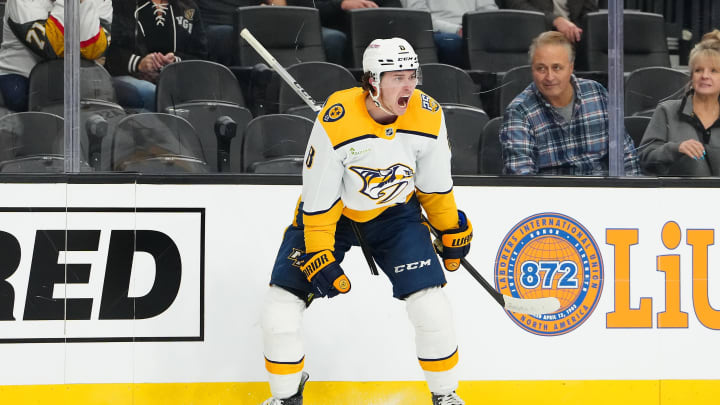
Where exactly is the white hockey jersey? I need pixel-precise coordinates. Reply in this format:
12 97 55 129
301 87 460 252
0 0 112 77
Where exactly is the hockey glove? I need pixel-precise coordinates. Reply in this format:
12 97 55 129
432 210 473 271
299 250 351 298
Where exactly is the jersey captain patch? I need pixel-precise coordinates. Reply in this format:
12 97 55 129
323 103 345 122
420 94 440 112
349 163 414 204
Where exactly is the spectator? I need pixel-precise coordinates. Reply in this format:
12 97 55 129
504 0 597 43
639 30 720 176
405 0 498 67
314 0 402 66
198 0 283 66
106 0 208 112
500 31 639 176
0 0 112 112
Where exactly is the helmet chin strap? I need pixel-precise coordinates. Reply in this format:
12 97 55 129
370 83 396 116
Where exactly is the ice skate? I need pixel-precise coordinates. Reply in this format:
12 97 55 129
261 372 309 405
432 390 465 405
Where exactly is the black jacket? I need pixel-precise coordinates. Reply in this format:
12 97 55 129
107 0 208 76
504 0 597 28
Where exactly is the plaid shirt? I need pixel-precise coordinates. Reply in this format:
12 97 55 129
499 76 640 176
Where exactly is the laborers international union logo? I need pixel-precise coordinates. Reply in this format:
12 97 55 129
494 213 603 336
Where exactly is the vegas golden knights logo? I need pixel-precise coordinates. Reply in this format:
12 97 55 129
350 163 414 204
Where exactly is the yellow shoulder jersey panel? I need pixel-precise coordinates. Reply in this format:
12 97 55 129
395 90 443 138
318 87 374 148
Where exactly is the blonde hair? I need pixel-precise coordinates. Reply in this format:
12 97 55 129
528 31 575 64
688 29 720 73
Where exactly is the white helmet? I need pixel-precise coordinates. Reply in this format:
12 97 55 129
362 38 420 114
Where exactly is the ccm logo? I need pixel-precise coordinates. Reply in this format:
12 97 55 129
0 208 204 343
394 259 431 273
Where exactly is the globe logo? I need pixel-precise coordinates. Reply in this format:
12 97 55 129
495 213 603 336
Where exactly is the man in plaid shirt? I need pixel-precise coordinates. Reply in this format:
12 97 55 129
500 31 640 175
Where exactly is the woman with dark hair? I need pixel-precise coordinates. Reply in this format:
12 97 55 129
106 0 208 111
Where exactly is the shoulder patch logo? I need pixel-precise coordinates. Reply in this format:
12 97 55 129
323 103 345 122
420 94 440 112
185 9 195 20
349 163 414 204
494 213 603 336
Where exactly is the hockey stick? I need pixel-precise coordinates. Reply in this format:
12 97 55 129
239 28 321 113
422 215 561 315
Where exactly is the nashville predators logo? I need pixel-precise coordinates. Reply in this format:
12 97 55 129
323 103 345 122
350 163 414 204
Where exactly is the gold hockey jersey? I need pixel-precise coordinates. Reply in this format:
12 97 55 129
301 87 460 252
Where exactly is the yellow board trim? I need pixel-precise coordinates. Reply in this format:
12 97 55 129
1 380 720 404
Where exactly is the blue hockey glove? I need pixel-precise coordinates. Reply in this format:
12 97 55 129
432 210 473 271
299 250 351 298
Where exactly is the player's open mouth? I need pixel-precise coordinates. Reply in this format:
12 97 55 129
398 96 410 107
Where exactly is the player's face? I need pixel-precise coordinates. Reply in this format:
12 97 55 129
532 44 574 107
379 70 418 115
691 55 720 98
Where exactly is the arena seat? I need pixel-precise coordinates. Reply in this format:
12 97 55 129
0 112 95 172
624 66 688 117
156 60 251 172
443 105 489 175
278 61 357 121
27 60 124 171
242 114 313 173
498 65 533 115
462 10 545 72
417 63 482 109
346 8 436 68
624 115 652 148
480 116 503 175
576 11 670 72
111 113 211 173
234 6 325 67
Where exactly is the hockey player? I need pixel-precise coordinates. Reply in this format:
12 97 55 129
260 37 472 405
0 0 112 112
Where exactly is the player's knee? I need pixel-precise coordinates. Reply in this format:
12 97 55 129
405 286 454 332
261 285 305 336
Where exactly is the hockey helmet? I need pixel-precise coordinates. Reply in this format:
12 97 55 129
362 38 420 84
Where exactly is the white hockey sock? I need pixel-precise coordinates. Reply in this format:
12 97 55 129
405 286 460 394
261 286 306 398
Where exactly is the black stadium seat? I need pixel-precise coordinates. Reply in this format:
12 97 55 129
462 10 545 72
498 65 533 115
347 8 436 68
242 114 313 173
0 112 95 172
624 115 651 149
278 61 357 121
112 113 211 173
234 6 325 67
624 66 688 117
443 105 489 175
417 63 482 109
156 60 252 172
480 116 503 175
577 11 670 72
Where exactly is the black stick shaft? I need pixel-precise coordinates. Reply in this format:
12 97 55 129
423 214 505 308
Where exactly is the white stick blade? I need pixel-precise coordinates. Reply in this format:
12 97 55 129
502 296 561 315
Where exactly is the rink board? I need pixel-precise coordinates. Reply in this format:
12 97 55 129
0 182 719 404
